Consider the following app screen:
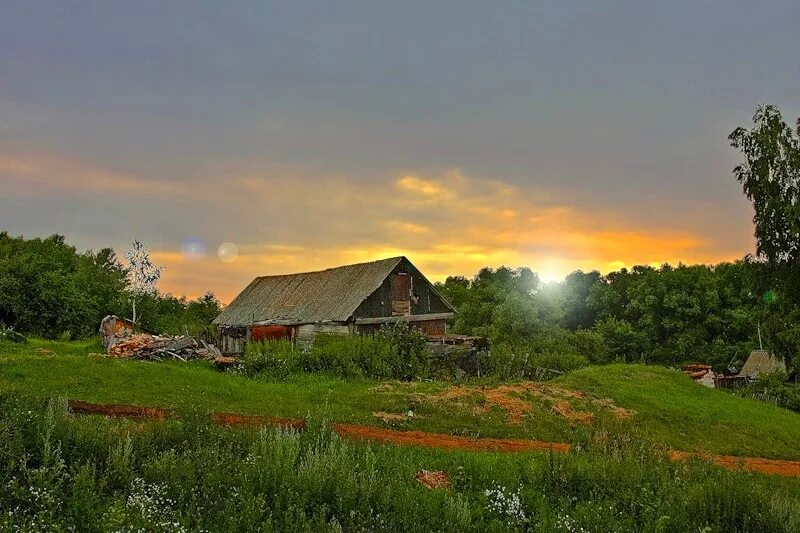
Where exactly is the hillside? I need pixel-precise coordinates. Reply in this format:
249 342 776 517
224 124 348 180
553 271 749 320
2 339 800 460
558 365 800 459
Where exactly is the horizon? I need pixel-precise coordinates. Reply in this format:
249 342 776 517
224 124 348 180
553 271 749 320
2 2 799 302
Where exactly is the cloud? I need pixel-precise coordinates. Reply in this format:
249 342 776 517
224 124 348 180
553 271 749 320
1 147 750 301
153 166 745 300
0 149 182 195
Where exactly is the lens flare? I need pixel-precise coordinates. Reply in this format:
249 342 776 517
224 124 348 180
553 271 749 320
180 238 206 259
217 242 239 263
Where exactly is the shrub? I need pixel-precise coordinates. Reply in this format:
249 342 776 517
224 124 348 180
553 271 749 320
241 339 298 377
300 323 429 380
735 371 800 413
300 333 392 378
0 323 26 344
481 341 588 379
375 322 429 380
570 329 610 364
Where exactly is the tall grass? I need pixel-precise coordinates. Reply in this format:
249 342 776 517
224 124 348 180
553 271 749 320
1 394 799 532
241 323 429 380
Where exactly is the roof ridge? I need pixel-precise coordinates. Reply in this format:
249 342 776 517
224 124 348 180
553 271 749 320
253 256 404 279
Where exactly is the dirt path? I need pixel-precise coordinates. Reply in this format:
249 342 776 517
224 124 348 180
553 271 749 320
332 422 571 453
66 400 800 478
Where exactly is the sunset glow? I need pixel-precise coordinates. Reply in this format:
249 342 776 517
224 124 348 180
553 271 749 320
2 2 789 304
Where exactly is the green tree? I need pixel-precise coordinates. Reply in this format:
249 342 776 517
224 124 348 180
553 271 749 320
729 105 800 269
731 105 800 366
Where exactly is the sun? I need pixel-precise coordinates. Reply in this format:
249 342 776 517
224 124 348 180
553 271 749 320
535 258 567 283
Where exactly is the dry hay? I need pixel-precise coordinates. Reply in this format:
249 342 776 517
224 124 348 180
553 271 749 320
34 348 55 356
415 470 450 489
403 382 631 425
551 401 595 424
369 383 396 393
373 411 410 422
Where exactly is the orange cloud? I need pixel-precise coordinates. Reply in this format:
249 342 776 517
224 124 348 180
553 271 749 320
1 149 182 194
142 163 747 301
2 147 748 301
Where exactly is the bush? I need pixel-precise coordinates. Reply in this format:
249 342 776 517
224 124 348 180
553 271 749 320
300 333 392 378
570 329 610 364
375 322 429 380
481 340 589 380
301 324 429 380
241 339 298 377
0 324 26 344
735 371 800 413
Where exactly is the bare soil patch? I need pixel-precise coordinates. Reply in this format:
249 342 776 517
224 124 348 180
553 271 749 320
331 422 571 453
409 382 617 425
66 399 800 478
668 451 800 478
68 399 169 421
415 470 450 489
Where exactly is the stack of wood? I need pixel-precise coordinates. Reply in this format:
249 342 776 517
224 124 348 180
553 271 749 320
100 315 225 363
107 333 207 361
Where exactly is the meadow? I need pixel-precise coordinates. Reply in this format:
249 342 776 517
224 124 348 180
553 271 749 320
2 339 800 460
4 338 800 530
2 395 800 532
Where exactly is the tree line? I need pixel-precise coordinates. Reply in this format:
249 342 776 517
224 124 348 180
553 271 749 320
0 232 220 339
437 104 800 372
436 259 797 370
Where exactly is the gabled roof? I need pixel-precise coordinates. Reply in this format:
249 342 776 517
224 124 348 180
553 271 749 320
213 257 406 326
741 350 786 379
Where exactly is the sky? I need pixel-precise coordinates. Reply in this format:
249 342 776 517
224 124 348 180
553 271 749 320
1 1 798 303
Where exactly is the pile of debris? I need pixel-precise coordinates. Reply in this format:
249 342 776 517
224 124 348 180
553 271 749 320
99 315 223 362
681 363 715 388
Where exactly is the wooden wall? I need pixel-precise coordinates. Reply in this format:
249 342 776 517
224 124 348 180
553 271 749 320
295 323 350 347
353 258 452 319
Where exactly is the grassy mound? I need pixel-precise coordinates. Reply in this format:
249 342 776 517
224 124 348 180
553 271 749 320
558 365 800 460
2 339 800 460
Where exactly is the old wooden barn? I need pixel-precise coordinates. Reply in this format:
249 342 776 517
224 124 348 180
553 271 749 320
212 256 455 354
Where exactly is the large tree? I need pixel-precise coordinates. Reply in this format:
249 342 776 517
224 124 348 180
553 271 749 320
730 105 800 365
729 105 800 268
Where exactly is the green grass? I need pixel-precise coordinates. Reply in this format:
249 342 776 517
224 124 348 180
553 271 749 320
559 364 800 460
3 339 800 460
3 395 800 532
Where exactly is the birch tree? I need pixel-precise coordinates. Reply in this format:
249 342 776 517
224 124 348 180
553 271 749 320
124 240 163 324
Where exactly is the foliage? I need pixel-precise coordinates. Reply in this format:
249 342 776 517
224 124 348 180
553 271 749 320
1 395 799 532
375 322 430 380
0 232 127 339
729 105 800 365
0 233 220 339
481 342 588 379
729 105 800 269
241 339 298 377
123 240 164 324
0 323 27 344
301 324 428 380
130 291 221 337
735 371 800 413
438 260 783 369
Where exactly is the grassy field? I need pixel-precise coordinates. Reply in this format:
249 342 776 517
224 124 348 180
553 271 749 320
2 395 800 532
2 338 800 459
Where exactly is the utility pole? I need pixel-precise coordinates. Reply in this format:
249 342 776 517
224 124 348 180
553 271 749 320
757 322 763 351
